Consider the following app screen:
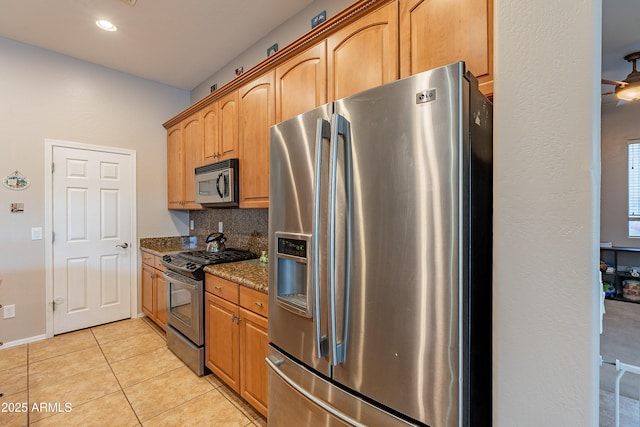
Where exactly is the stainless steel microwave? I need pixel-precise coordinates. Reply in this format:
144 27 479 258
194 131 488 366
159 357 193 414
195 159 239 207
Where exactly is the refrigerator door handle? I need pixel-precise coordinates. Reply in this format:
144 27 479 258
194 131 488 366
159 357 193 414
313 118 331 359
328 113 352 366
266 355 366 427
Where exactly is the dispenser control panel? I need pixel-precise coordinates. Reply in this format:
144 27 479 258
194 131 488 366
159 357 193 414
277 237 307 259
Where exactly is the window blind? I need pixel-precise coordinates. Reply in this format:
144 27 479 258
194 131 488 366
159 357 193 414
630 140 640 218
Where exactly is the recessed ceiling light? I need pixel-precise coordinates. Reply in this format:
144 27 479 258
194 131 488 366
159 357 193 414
96 20 117 32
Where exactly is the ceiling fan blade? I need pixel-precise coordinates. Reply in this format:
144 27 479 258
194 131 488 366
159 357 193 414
602 79 626 86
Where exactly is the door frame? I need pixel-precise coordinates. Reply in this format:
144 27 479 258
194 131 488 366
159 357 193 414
44 138 138 338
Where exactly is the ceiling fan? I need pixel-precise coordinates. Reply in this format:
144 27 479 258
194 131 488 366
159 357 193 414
602 52 640 102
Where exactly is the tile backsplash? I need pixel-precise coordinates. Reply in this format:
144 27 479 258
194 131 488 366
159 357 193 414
190 208 268 255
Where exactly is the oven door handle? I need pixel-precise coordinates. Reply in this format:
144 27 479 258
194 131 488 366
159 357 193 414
163 271 201 290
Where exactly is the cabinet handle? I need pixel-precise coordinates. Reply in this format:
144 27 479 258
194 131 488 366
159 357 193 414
214 285 222 291
151 273 156 279
255 301 263 307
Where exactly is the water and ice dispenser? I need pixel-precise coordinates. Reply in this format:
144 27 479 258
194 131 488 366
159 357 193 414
274 232 312 317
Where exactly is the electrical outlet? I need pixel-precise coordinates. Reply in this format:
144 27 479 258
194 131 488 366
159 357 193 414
4 304 15 319
189 219 194 231
218 222 223 232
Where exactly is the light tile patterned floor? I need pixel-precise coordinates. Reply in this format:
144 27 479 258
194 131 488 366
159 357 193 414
0 318 267 426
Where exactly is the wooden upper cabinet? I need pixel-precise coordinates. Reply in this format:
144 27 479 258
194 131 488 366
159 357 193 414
239 71 274 209
202 101 219 163
218 91 239 160
182 113 203 209
166 123 184 209
276 41 327 123
167 113 202 210
203 91 239 164
327 1 398 101
399 0 493 95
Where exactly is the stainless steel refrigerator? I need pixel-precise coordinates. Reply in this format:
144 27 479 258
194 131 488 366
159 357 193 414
267 62 492 427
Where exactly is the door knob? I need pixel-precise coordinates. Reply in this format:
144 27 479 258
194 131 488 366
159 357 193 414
116 242 129 249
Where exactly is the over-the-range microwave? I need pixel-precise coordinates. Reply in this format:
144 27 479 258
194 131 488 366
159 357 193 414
195 159 239 207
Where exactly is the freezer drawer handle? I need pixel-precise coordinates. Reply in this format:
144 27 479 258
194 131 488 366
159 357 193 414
265 355 365 427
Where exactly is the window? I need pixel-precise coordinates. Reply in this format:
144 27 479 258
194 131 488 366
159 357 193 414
629 139 640 237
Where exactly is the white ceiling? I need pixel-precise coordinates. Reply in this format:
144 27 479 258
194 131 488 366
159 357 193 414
0 0 313 91
0 1 635 94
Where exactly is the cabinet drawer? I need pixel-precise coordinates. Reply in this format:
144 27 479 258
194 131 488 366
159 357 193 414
206 274 239 304
154 255 166 272
142 251 155 266
240 286 268 318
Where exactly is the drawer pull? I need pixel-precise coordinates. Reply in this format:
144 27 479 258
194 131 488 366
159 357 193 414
255 301 264 307
215 285 222 291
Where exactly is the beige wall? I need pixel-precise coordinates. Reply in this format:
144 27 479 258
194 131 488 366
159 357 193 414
0 37 189 345
601 101 640 246
494 0 601 425
191 0 355 103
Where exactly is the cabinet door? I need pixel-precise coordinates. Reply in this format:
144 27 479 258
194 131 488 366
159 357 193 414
399 0 493 95
182 113 203 209
239 71 274 208
327 1 398 101
141 263 155 320
276 41 327 123
155 271 167 329
239 307 269 417
205 292 240 392
218 90 239 161
203 101 219 163
166 123 184 209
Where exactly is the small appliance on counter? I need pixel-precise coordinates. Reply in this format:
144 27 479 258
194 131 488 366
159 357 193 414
161 245 257 375
205 232 227 252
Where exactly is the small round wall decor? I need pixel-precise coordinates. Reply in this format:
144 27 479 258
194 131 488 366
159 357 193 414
3 171 30 190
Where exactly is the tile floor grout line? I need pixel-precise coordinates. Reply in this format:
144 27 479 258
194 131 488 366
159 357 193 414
3 319 265 426
90 326 144 427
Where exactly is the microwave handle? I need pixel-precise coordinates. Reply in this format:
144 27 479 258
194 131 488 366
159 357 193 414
223 173 229 197
215 173 224 198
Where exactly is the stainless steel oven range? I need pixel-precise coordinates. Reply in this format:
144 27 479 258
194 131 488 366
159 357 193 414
160 247 257 375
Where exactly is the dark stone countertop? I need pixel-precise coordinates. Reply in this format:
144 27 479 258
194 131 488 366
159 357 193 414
204 259 268 294
140 236 268 294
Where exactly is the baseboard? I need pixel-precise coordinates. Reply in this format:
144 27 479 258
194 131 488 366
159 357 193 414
1 333 48 349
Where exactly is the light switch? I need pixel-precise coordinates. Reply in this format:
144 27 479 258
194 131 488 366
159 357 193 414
31 227 43 240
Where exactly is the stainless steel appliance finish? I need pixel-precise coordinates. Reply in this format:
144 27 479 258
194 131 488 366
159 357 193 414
162 248 258 376
205 232 227 252
268 62 493 426
165 270 204 345
266 346 414 427
195 158 239 207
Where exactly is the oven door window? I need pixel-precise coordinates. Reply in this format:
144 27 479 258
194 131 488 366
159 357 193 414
170 281 194 325
164 271 203 345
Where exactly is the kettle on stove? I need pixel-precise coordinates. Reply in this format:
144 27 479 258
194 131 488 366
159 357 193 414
206 232 227 252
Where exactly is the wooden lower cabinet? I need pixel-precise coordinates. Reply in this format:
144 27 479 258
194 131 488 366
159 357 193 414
205 274 269 417
205 291 240 391
141 252 167 330
239 307 268 416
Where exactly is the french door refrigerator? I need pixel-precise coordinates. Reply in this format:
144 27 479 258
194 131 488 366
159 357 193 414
267 62 492 427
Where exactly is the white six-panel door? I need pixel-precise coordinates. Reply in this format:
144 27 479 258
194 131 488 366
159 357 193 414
52 145 133 334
